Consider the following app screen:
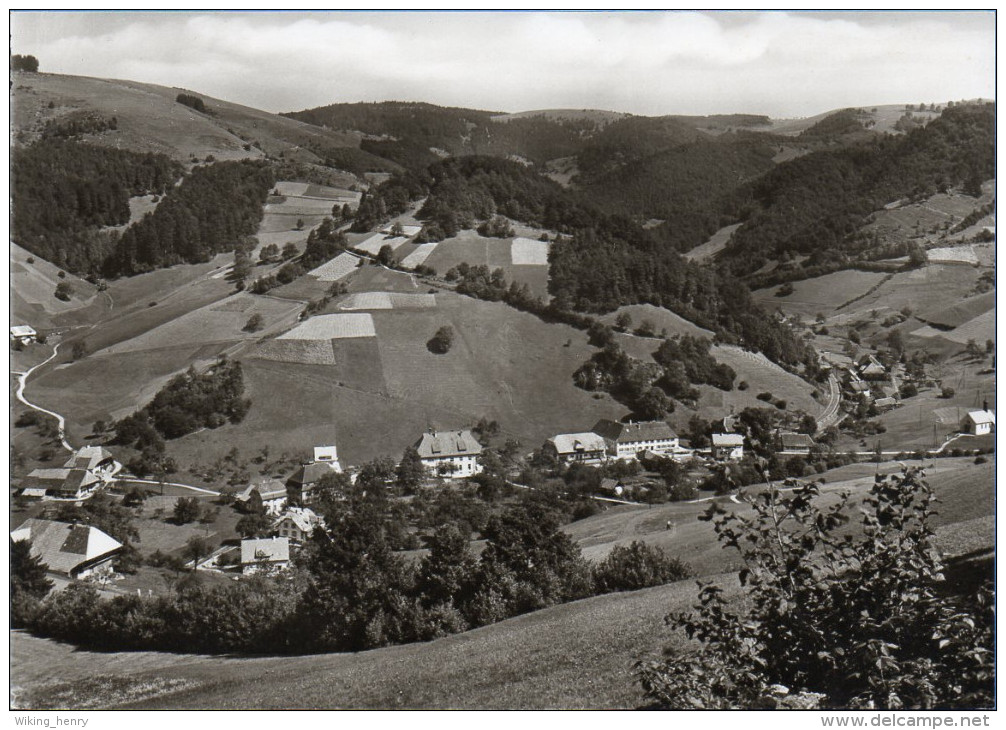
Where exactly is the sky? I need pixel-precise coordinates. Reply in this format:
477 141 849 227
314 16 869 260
9 11 995 117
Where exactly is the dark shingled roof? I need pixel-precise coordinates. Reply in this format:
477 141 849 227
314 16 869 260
591 419 677 444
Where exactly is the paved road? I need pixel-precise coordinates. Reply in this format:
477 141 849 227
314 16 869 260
12 342 74 453
817 373 841 428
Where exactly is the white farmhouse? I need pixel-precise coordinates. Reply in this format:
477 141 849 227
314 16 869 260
544 432 607 465
240 537 291 575
414 429 483 478
10 325 37 346
961 410 996 436
711 433 745 461
591 420 678 461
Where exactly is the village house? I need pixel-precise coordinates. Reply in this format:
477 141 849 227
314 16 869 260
961 409 996 436
544 432 607 465
63 446 117 479
238 477 288 513
779 432 815 456
286 446 345 505
273 507 323 543
858 355 888 382
20 467 101 501
413 429 483 478
591 419 678 461
874 396 899 412
710 433 745 461
10 324 37 346
240 536 291 575
11 519 122 580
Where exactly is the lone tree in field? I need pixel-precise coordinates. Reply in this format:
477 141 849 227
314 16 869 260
71 340 88 361
172 497 201 525
428 325 455 354
637 469 993 709
377 244 395 267
243 313 264 333
54 281 72 302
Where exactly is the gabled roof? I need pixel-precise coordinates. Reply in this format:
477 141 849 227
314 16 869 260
238 478 287 501
11 519 122 576
712 433 744 447
548 432 606 455
241 537 290 565
313 445 339 463
10 325 36 337
274 507 322 534
780 432 815 449
287 461 340 487
63 446 114 471
23 468 99 493
965 410 996 425
414 430 483 459
591 420 677 444
874 397 898 408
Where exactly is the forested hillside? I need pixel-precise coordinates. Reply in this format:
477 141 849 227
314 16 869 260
718 102 994 280
285 101 599 168
105 160 274 276
357 155 816 369
11 140 181 272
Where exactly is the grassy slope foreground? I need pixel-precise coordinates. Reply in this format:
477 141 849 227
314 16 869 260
11 458 991 710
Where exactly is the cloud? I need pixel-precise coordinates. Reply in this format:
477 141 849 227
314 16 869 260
12 11 994 116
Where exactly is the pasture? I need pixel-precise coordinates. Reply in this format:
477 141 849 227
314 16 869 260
10 242 98 318
510 237 550 266
94 294 302 356
752 269 890 320
683 223 742 262
170 291 625 468
420 229 551 298
917 290 994 329
599 304 713 339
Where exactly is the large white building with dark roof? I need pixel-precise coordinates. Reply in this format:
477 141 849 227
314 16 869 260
414 429 483 478
591 419 678 460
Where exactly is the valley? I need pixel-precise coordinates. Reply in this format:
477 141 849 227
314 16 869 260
9 61 995 713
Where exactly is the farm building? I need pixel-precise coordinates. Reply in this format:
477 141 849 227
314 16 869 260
779 432 815 455
845 378 872 400
591 420 678 460
874 397 899 411
63 446 117 478
711 433 745 461
10 324 37 346
544 432 607 465
858 356 888 382
241 537 291 575
237 478 288 513
11 519 122 580
20 467 101 501
285 454 344 506
961 410 996 436
273 507 323 543
313 445 343 472
414 429 484 478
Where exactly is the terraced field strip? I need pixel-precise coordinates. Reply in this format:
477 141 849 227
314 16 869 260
400 242 439 268
338 292 437 310
510 237 550 265
309 252 359 282
279 313 376 340
273 181 310 197
355 234 411 255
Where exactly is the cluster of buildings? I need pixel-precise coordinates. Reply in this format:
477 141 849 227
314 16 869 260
20 446 119 501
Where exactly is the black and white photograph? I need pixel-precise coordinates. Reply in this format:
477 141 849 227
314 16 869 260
8 9 996 715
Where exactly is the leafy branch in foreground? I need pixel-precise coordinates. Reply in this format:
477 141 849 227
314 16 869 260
637 469 993 709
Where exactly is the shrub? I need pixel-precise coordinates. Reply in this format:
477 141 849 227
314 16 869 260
427 325 455 354
941 386 956 399
593 541 693 594
637 470 993 709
